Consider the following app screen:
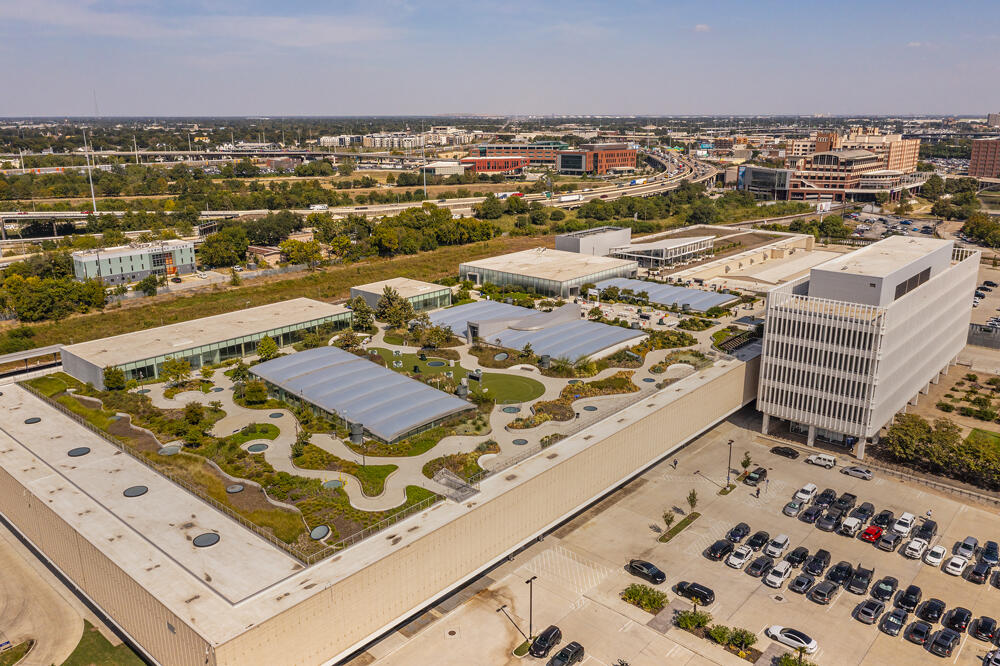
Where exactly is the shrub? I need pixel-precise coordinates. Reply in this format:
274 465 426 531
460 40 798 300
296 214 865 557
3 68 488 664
621 583 668 614
778 653 817 666
936 401 955 412
729 628 757 650
707 624 731 645
966 373 979 382
675 609 712 630
960 406 976 417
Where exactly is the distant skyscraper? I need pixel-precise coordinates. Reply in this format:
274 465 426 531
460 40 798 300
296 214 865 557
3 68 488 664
987 113 1000 128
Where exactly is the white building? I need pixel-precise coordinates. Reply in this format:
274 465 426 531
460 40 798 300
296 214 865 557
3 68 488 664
757 236 979 459
319 135 362 147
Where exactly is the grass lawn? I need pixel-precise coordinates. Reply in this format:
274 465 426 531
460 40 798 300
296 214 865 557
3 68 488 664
61 620 144 666
26 373 72 397
968 428 1000 448
229 423 280 446
0 641 33 666
293 443 397 496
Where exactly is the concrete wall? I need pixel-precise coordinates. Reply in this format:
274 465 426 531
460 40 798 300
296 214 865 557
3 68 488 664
214 358 759 666
555 228 632 257
968 323 1000 349
59 348 104 389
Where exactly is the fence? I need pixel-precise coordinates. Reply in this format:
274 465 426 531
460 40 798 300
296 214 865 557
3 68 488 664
863 458 1000 508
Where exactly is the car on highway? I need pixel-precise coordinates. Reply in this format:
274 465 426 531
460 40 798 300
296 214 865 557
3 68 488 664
841 466 873 480
945 607 972 633
906 620 932 645
970 560 992 584
726 545 753 569
799 506 823 524
746 556 774 578
872 509 895 529
770 446 800 459
529 626 562 658
860 525 884 543
903 537 927 559
804 549 831 577
827 561 854 587
877 532 903 552
929 628 960 657
813 488 837 509
547 641 585 666
919 598 946 623
789 574 814 594
747 531 770 552
764 535 790 558
726 522 751 543
974 616 998 642
675 581 715 605
170 277 182 283
925 545 947 566
809 580 839 605
625 560 665 584
794 483 818 502
956 536 979 560
764 561 793 588
786 546 809 568
765 626 818 654
857 598 885 624
881 608 907 636
944 555 969 576
783 500 805 517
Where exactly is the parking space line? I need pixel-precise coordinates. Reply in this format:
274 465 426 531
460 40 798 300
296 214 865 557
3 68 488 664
953 632 967 663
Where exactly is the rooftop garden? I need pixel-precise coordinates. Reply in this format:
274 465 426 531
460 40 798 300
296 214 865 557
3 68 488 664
509 371 638 429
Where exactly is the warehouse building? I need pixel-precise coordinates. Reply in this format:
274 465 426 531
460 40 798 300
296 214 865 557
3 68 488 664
60 298 350 389
349 277 452 312
72 240 195 285
459 247 637 298
554 226 632 257
250 346 474 443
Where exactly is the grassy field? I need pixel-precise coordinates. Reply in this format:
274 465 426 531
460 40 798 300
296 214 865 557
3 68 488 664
0 641 33 666
61 621 144 666
968 428 1000 448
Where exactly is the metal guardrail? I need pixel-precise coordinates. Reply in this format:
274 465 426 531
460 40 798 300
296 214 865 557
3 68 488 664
863 458 1000 508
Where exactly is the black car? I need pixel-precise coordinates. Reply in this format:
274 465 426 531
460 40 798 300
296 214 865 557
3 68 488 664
982 540 1000 566
907 620 932 645
747 530 770 551
809 580 839 604
676 581 715 605
827 561 854 587
899 585 922 612
799 506 823 524
969 560 992 584
973 616 997 641
847 565 874 594
726 522 751 543
877 532 903 552
626 559 665 584
770 446 800 459
946 607 972 633
547 641 585 666
881 608 907 636
915 519 938 542
851 502 876 523
832 492 858 513
529 626 562 658
804 549 832 577
789 574 814 594
872 509 895 529
746 555 774 578
707 539 734 561
814 488 837 509
745 467 767 486
786 546 809 567
919 598 946 623
872 576 898 602
929 629 960 657
170 276 182 283
816 509 844 532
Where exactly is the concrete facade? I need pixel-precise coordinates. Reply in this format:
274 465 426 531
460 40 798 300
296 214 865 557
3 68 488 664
554 226 632 257
72 241 195 286
349 277 452 312
459 248 638 298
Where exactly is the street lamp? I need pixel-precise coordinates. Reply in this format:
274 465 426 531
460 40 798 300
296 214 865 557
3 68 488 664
525 576 537 639
726 439 734 487
496 604 527 642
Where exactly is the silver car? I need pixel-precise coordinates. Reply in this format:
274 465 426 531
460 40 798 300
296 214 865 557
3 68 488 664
783 500 805 517
841 466 873 480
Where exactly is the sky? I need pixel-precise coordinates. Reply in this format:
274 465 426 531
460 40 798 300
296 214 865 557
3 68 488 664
1 0 999 117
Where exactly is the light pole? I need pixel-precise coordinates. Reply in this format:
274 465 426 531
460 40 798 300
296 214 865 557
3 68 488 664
726 439 734 487
496 604 527 642
525 576 537 639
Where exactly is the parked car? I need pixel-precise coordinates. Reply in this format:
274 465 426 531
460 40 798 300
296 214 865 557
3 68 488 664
809 580 839 605
892 512 916 537
832 492 858 513
881 608 907 636
827 561 854 587
969 560 992 584
805 453 836 469
789 573 814 594
529 626 562 658
745 467 767 486
839 517 862 538
804 549 831 577
929 628 960 657
746 555 774 578
915 519 938 541
857 598 885 624
906 620 932 645
919 598 946 623
851 502 876 523
989 649 1000 666
747 531 770 552
956 536 979 560
726 545 753 569
726 522 751 543
860 526 884 543
675 581 715 605
794 483 818 502
925 545 947 566
945 607 972 633
708 540 734 561
877 532 904 552
872 576 898 602
841 466 873 480
765 534 790 558
847 564 874 594
170 276 182 283
944 555 969 576
771 446 800 459
813 488 837 508
764 561 793 588
799 506 823 524
817 509 844 532
973 616 998 642
786 546 809 568
783 500 805 517
899 585 922 612
626 560 665 584
903 538 927 559
547 641 585 666
982 541 1000 566
872 509 895 529
765 626 818 654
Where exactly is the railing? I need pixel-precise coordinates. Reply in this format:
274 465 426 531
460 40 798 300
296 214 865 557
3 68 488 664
863 458 1000 508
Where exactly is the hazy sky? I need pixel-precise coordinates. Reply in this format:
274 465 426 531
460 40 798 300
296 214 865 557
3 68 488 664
1 0 999 117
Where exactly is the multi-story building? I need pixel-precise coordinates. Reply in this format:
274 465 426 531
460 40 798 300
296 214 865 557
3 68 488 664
361 133 424 149
459 156 530 174
841 127 920 173
318 135 362 147
757 236 979 459
467 141 570 166
556 143 637 175
970 138 1000 178
71 240 196 286
787 131 842 157
986 113 1000 128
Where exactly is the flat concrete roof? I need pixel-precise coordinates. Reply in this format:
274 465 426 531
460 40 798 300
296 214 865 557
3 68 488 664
460 248 636 283
350 277 449 300
72 240 193 260
62 298 348 368
814 236 951 279
613 236 714 252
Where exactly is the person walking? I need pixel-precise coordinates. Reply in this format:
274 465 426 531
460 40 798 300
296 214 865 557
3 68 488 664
672 459 678 470
926 509 933 519
755 487 761 499
765 479 770 493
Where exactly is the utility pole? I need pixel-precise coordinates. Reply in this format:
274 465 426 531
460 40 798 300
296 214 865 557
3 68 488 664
421 120 427 200
82 129 98 213
726 439 734 487
133 135 139 164
525 576 537 639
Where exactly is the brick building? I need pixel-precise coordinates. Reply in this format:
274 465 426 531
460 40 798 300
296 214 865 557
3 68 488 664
459 156 530 174
970 139 1000 178
556 143 638 175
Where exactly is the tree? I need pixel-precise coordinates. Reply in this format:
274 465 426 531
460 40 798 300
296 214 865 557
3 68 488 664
474 194 505 219
506 195 528 215
687 199 719 225
376 286 415 328
588 306 603 320
256 335 278 361
243 380 268 404
103 366 126 391
229 268 241 286
663 511 675 531
199 225 248 267
931 199 954 220
740 451 752 472
183 401 205 425
161 357 191 385
230 360 251 386
279 239 322 268
200 366 215 381
135 274 159 296
521 342 534 358
874 192 889 206
335 329 363 352
291 429 311 458
687 489 699 512
337 157 356 177
922 174 945 200
549 209 566 221
348 296 375 331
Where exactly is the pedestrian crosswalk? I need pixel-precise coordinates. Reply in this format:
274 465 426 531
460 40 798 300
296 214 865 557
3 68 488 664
523 546 613 596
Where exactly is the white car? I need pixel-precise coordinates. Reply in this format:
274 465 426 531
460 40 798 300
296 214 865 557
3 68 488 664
794 483 818 502
765 626 818 654
903 538 927 559
892 512 915 537
727 544 753 569
945 555 969 576
764 561 793 588
924 545 947 566
765 534 790 558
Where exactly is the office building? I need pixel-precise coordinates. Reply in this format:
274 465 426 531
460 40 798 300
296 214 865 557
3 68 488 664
554 226 632 256
459 247 637 298
349 277 452 312
787 131 842 157
71 240 196 286
757 236 979 458
458 156 530 174
841 127 920 173
556 143 638 175
988 113 1000 128
318 135 362 147
970 138 1000 178
466 141 569 166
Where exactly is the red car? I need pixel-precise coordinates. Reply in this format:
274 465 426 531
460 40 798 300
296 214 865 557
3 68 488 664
861 526 884 543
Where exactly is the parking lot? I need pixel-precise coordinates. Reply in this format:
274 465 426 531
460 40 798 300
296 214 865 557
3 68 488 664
358 410 1000 666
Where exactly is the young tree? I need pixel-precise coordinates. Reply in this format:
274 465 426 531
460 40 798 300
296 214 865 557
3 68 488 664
256 335 279 361
161 357 191 386
347 296 375 331
102 366 126 391
243 380 269 404
687 489 699 512
229 268 241 286
740 451 753 472
183 401 205 425
663 511 676 531
135 274 159 296
230 360 251 387
291 429 311 458
200 365 215 381
335 329 363 352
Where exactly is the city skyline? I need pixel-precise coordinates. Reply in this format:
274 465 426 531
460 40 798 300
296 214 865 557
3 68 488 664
1 0 999 117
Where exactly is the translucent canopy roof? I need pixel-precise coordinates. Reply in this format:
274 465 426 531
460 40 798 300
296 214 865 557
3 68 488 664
594 278 738 312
